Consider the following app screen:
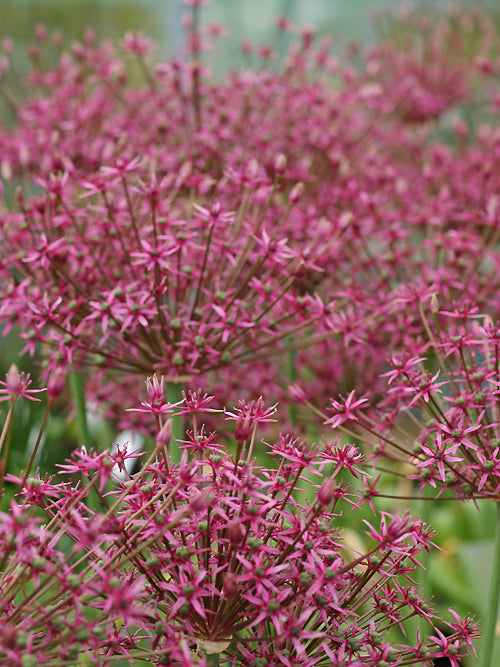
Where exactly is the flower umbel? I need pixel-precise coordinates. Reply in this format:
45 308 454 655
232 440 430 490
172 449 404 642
0 394 479 665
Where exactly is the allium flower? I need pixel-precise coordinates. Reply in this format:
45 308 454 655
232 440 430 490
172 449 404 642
0 364 45 403
0 8 494 665
325 390 369 428
1 391 479 665
0 160 329 388
1 7 500 416
362 5 495 123
315 310 500 502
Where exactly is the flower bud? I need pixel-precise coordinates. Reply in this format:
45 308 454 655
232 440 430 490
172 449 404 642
47 367 66 400
289 383 307 403
190 488 214 512
211 200 221 218
156 419 172 447
318 476 336 506
35 24 48 43
1 160 12 181
246 159 259 180
289 182 304 204
274 153 287 175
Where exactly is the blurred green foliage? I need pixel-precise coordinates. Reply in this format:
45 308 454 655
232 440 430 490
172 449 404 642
0 0 165 45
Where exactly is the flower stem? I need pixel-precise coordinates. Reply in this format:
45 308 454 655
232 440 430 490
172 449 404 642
419 489 432 598
69 370 89 445
18 398 53 492
405 487 433 646
0 399 15 501
286 342 297 428
481 501 500 667
166 381 184 463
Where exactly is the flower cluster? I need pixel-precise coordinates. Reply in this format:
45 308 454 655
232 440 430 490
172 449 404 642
307 309 500 504
0 4 500 418
1 155 329 384
0 2 498 663
1 387 479 666
362 5 495 123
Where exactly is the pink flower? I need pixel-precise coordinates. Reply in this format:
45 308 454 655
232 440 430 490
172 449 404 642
121 32 154 56
0 364 46 403
415 433 463 483
325 390 369 428
0 397 479 664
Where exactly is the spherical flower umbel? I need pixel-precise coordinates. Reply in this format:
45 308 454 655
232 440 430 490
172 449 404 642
0 160 328 387
2 392 479 666
314 309 500 503
0 5 500 414
0 7 494 664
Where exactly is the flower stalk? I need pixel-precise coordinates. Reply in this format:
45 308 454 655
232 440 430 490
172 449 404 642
481 501 500 667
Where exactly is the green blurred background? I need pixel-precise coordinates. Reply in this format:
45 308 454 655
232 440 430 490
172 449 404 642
1 0 497 63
